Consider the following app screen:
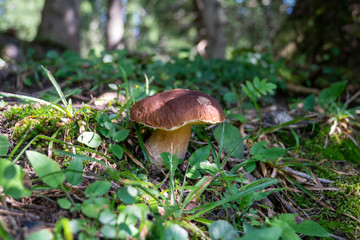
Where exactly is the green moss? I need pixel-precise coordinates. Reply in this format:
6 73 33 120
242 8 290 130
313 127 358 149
4 104 81 143
299 124 360 163
294 187 360 239
290 123 360 239
340 138 360 163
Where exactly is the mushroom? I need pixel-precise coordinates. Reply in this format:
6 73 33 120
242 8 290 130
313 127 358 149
130 89 225 172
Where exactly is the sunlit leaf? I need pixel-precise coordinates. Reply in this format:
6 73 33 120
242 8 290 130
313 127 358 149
214 124 244 158
26 151 65 188
189 145 210 167
27 229 53 240
77 132 102 148
110 144 123 160
165 224 188 240
0 158 31 199
112 129 129 142
0 134 11 156
57 198 72 209
65 157 83 185
117 186 138 204
209 220 239 240
85 181 112 197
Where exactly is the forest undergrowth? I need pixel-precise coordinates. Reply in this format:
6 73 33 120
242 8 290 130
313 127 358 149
0 50 360 239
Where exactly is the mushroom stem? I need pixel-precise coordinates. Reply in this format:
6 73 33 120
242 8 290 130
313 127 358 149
144 124 191 171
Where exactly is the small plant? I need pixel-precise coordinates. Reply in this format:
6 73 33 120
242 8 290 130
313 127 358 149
317 81 359 141
240 213 329 239
242 77 277 127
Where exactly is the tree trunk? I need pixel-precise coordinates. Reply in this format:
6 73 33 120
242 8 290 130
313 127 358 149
36 0 81 53
195 0 226 59
106 0 125 50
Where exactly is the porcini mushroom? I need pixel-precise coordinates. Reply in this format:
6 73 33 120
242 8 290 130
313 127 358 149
130 89 225 172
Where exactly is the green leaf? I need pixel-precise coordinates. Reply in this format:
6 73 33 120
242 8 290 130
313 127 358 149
263 148 287 160
209 220 239 240
224 92 238 105
243 78 276 100
117 186 138 204
42 66 69 111
110 144 124 160
270 218 300 240
278 214 329 237
200 161 221 175
85 181 112 197
101 225 117 238
0 158 31 199
244 161 256 172
303 94 315 111
228 113 247 123
186 178 278 220
0 134 11 156
250 141 267 155
189 145 210 167
262 79 276 95
161 152 181 172
318 81 347 108
57 198 72 209
112 129 130 142
246 80 261 98
241 225 282 240
243 84 254 100
65 157 83 185
253 77 262 93
81 197 110 218
293 220 329 237
27 229 53 240
214 124 244 158
165 224 188 240
186 166 201 179
99 209 117 225
77 132 102 148
26 151 65 188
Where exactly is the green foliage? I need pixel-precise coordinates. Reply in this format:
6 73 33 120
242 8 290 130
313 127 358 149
0 134 11 156
77 132 102 148
27 229 53 240
186 145 210 179
214 124 244 158
65 157 83 185
8 50 283 107
26 151 65 188
164 224 188 240
241 214 329 239
209 220 239 240
117 186 138 204
243 77 276 100
0 57 339 239
0 158 31 199
231 141 287 174
318 81 347 109
109 144 123 160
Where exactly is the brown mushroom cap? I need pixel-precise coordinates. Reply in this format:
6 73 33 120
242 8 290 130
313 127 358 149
130 89 225 130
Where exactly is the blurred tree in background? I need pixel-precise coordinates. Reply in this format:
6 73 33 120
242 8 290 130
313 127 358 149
0 0 359 84
36 0 81 52
194 0 227 59
106 0 125 50
275 0 360 84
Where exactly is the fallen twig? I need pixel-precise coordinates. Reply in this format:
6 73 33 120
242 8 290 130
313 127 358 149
283 166 334 184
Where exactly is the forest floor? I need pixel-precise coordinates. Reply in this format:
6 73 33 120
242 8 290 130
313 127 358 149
1 57 360 239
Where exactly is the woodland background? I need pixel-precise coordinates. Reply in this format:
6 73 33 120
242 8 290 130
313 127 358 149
1 0 360 239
